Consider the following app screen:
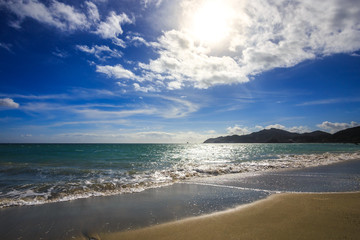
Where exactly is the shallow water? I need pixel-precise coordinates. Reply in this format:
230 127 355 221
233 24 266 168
0 159 359 240
0 143 359 207
0 183 270 240
189 159 360 193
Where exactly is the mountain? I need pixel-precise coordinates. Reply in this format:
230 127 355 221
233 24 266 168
204 126 360 143
293 130 332 143
332 126 360 143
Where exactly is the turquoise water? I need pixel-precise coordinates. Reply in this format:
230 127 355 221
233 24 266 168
0 143 359 207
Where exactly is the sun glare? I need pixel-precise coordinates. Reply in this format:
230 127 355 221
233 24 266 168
189 0 233 44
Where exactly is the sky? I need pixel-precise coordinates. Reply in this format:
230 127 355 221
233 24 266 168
0 0 359 143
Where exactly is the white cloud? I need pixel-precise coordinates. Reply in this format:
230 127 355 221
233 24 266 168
157 95 199 118
0 0 63 29
317 121 359 133
0 98 19 108
20 101 158 121
133 83 157 93
139 30 248 89
255 124 311 133
71 95 198 119
94 11 133 47
2 0 359 93
135 0 360 90
100 0 360 91
0 1 132 46
287 126 312 134
226 125 250 135
71 94 198 119
51 1 88 31
264 124 286 130
76 45 122 60
96 64 136 79
228 0 360 68
18 92 198 120
167 81 182 90
126 34 151 47
0 0 90 31
116 81 127 87
85 1 100 23
141 0 164 8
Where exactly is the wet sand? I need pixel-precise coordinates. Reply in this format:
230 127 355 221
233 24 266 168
1 159 359 239
95 192 360 240
0 183 270 239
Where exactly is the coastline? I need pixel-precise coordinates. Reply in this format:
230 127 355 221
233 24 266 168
1 144 359 208
94 191 360 240
77 159 360 240
0 158 359 240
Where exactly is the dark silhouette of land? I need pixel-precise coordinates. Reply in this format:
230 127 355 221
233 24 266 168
204 126 360 143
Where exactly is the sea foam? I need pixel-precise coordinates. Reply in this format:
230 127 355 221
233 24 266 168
1 150 359 208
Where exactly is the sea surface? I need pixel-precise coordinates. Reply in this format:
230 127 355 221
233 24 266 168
0 143 359 208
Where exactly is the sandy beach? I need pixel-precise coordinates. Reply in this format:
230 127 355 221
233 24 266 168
94 192 360 240
1 159 359 240
77 159 360 240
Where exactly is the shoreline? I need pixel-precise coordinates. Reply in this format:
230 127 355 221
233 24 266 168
78 159 360 240
2 151 359 209
0 158 359 240
91 191 360 240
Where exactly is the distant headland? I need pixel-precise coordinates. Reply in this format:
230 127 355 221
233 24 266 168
204 126 360 144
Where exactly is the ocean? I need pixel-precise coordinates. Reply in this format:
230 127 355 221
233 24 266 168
0 143 359 208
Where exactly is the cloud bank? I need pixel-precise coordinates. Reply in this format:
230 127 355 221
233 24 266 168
136 0 360 90
0 0 89 30
226 125 250 135
2 0 359 92
227 124 312 135
317 121 359 133
0 0 131 45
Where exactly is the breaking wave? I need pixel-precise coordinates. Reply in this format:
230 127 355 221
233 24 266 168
1 149 359 208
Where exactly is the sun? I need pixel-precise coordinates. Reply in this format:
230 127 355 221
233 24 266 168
188 0 233 45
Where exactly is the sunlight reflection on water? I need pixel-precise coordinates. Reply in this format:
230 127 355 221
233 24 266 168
0 143 359 207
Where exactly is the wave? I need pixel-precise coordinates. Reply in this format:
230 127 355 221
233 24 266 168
0 151 359 208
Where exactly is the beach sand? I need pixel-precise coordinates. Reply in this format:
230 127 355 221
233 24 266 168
1 159 359 240
93 192 360 240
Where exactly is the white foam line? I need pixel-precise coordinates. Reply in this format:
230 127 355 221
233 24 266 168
181 182 281 194
181 182 360 195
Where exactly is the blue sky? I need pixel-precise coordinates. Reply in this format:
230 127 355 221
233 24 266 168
0 0 359 143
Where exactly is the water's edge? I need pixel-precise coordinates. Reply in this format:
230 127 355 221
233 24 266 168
1 143 359 208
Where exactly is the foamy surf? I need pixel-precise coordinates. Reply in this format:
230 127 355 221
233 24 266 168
0 143 359 208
